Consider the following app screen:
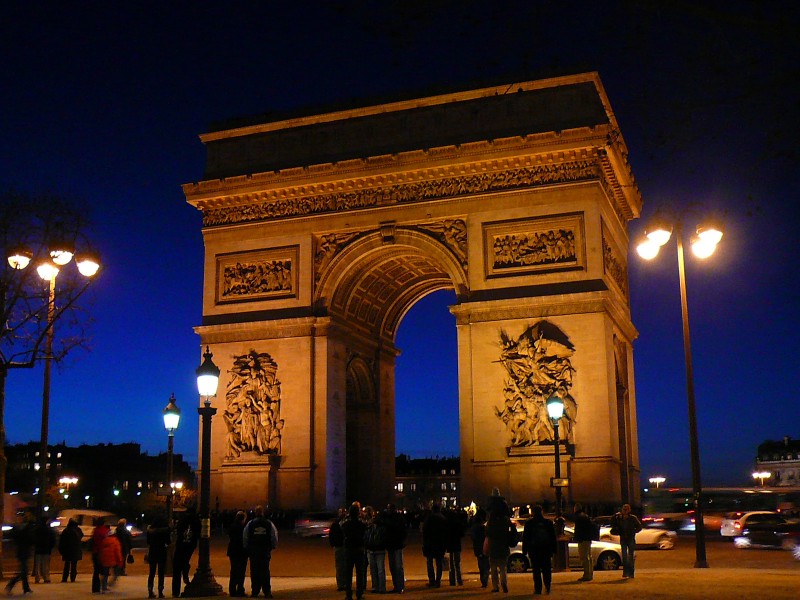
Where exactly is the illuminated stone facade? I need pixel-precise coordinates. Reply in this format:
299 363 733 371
184 73 643 510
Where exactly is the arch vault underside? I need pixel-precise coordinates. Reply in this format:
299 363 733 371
185 72 645 511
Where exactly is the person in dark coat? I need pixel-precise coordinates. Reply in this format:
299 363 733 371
486 487 511 520
485 504 512 593
522 505 557 595
172 507 200 597
243 505 279 598
146 516 171 598
384 504 407 594
226 510 248 597
572 503 595 582
445 507 466 586
363 505 387 593
32 516 56 583
469 508 489 588
58 518 84 583
328 508 347 592
5 515 35 594
421 502 448 588
114 519 133 576
340 502 367 600
610 503 642 578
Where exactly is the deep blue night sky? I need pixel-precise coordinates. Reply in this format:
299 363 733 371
2 1 798 491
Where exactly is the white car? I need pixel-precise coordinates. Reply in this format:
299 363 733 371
508 525 622 573
720 511 777 538
598 524 677 550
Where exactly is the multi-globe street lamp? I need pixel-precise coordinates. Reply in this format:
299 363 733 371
752 471 770 488
636 214 723 569
183 346 223 597
649 476 666 489
162 393 181 526
7 243 100 517
546 393 568 571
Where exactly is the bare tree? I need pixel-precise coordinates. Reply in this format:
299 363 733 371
0 190 100 578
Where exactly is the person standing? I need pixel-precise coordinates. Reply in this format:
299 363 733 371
485 503 513 593
572 503 595 582
5 515 34 595
340 502 367 600
611 503 642 579
469 508 489 589
114 519 133 576
58 518 83 583
97 529 123 592
243 505 279 599
227 511 249 597
522 505 557 595
32 516 56 583
146 516 171 599
384 504 407 594
446 507 466 586
90 517 111 594
172 507 200 597
421 502 448 588
364 506 387 594
328 508 347 592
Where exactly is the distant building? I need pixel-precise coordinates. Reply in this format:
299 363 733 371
394 454 460 509
755 436 800 486
4 441 194 512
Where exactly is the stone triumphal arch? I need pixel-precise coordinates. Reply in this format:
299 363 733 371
184 72 643 511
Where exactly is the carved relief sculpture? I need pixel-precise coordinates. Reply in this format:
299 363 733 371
484 214 584 278
216 247 298 303
223 349 284 459
602 227 628 297
416 218 468 268
494 321 577 448
314 232 360 282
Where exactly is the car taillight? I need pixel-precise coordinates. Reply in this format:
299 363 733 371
734 521 742 530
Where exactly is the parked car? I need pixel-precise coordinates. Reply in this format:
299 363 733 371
507 525 622 573
594 515 677 550
719 511 800 550
293 511 337 537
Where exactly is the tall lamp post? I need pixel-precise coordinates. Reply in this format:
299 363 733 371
649 476 666 489
636 215 723 569
8 244 100 518
546 393 568 571
752 471 770 488
183 346 223 597
163 393 181 525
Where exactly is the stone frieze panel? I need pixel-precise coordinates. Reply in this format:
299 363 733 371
201 159 603 227
483 213 585 278
413 218 468 269
314 232 361 283
495 321 577 451
216 246 298 304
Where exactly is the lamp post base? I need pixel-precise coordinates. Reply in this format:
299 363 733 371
180 567 225 597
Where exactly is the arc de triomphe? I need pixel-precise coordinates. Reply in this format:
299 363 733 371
183 72 643 511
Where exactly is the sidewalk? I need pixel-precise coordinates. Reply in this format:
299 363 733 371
4 567 799 600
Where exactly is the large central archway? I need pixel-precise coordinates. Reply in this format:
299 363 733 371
186 73 643 510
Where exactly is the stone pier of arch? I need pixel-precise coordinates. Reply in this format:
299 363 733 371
184 72 643 512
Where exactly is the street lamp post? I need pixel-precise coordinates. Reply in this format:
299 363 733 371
546 394 568 572
182 346 223 598
7 245 100 518
649 476 666 489
636 215 723 569
163 393 180 526
752 471 770 488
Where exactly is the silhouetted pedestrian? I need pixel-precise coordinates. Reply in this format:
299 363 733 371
364 505 387 593
114 518 133 576
470 508 489 588
522 505 557 595
146 516 171 598
446 507 466 586
172 506 200 597
422 502 448 588
32 516 56 583
485 501 513 593
90 517 111 593
58 518 83 583
5 515 35 595
611 503 642 578
573 503 595 582
341 502 367 600
227 510 248 597
329 508 347 592
384 504 407 594
243 505 278 598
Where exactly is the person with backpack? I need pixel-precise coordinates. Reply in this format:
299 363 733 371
363 506 387 593
384 504 407 594
522 505 557 595
572 503 596 582
243 505 279 598
469 508 489 589
610 503 642 578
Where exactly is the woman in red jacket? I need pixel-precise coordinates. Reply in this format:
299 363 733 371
97 531 124 592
